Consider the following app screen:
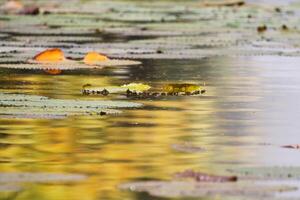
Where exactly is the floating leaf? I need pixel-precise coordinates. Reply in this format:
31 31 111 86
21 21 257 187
163 84 202 93
119 180 296 199
0 172 86 183
0 184 22 192
0 48 141 70
82 83 205 97
83 51 109 65
82 83 151 95
228 166 300 179
0 93 142 119
201 0 245 7
174 170 238 182
121 83 151 92
32 48 66 62
282 144 300 149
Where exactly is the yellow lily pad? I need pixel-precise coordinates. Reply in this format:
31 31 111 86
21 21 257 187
163 84 202 93
121 83 151 92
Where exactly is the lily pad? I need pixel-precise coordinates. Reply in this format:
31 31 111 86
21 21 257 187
0 172 87 183
228 167 300 180
119 180 297 199
0 93 142 119
83 83 205 97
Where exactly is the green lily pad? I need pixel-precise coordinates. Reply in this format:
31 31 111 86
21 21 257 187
0 93 142 119
229 167 300 180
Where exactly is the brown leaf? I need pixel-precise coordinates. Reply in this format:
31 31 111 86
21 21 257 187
202 0 245 7
282 144 300 149
174 170 238 182
18 6 39 15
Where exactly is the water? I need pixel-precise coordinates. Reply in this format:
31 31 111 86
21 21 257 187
0 54 300 199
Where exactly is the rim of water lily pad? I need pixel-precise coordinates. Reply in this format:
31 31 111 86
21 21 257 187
0 63 101 70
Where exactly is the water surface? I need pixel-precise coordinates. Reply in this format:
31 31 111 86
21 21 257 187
1 55 300 199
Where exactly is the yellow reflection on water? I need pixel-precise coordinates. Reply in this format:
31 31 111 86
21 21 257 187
0 89 259 200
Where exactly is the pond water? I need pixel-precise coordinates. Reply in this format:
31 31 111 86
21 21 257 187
0 55 300 199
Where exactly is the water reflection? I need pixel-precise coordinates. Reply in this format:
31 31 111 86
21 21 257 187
0 56 300 199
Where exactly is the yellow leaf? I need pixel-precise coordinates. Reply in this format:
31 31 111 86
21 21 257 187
163 84 201 93
121 83 151 92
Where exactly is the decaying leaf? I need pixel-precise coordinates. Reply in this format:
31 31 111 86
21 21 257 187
174 169 238 182
121 83 151 92
83 51 109 65
201 0 245 7
282 144 300 149
0 49 142 70
33 48 66 62
163 84 203 93
83 83 205 97
82 83 151 95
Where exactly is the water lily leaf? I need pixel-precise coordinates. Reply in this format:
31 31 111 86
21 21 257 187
82 83 205 97
121 83 151 92
0 93 142 119
83 51 109 65
228 167 300 179
82 51 141 66
282 144 300 149
174 169 238 182
163 84 203 93
82 83 151 95
201 0 245 7
0 48 141 70
0 172 87 183
32 48 66 62
119 180 296 199
0 184 22 192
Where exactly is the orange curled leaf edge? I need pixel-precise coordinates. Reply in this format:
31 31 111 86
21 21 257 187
33 48 66 62
83 51 109 65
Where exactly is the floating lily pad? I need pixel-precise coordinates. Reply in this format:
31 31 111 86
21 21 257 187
228 167 300 180
0 172 87 183
82 83 205 97
119 180 297 199
0 93 142 119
